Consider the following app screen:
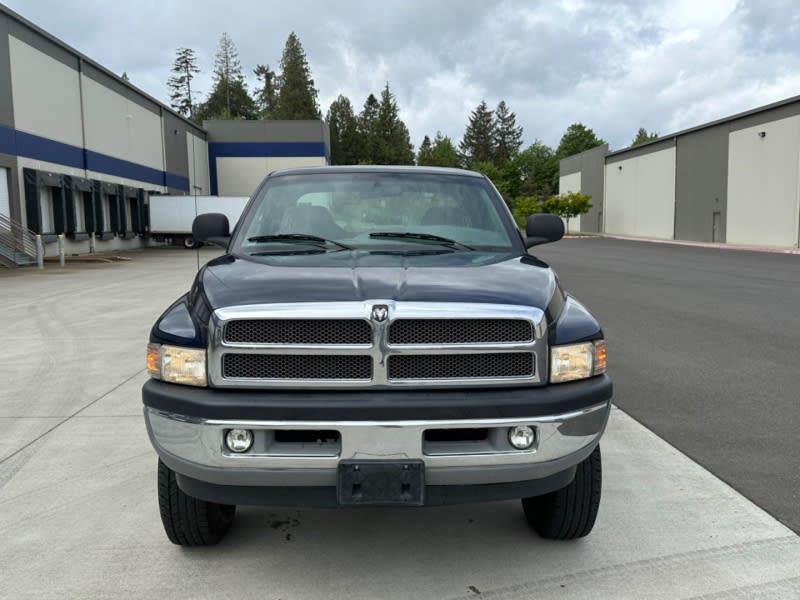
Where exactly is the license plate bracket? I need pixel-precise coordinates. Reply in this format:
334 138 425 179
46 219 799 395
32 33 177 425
337 460 425 506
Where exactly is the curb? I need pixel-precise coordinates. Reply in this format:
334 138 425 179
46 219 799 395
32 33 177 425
570 234 800 255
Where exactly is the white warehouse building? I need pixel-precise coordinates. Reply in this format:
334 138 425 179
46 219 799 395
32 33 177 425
559 95 800 249
0 4 329 266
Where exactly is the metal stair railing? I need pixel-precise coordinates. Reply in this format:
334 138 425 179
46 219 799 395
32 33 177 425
0 212 39 265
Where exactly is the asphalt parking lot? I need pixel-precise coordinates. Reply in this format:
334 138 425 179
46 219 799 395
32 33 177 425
1 242 799 599
535 238 800 534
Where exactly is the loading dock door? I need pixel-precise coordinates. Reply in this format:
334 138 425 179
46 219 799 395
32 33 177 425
0 168 9 223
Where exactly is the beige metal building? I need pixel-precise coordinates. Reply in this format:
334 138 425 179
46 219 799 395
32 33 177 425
0 4 329 266
559 95 800 249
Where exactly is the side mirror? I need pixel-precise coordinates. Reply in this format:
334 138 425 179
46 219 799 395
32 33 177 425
525 214 564 248
192 213 230 248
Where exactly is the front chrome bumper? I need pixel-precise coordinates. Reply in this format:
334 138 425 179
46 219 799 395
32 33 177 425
145 400 610 487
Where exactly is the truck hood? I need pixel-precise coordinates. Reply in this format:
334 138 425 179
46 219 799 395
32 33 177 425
194 250 559 311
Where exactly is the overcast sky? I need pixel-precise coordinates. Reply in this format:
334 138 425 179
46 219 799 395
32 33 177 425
4 0 799 152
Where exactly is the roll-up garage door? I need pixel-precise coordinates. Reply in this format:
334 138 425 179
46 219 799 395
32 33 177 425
0 168 9 223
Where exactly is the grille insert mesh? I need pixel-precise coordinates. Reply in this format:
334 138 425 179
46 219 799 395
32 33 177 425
387 352 534 379
388 319 532 344
223 354 372 380
224 319 371 345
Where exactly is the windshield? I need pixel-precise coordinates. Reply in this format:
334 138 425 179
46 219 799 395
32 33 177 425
234 171 518 253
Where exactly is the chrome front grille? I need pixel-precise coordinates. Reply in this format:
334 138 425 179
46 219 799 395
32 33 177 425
224 319 371 344
388 319 532 344
387 352 534 380
223 354 372 380
209 302 547 389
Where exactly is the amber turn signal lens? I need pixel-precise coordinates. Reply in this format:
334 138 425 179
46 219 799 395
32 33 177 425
594 340 607 375
147 343 161 379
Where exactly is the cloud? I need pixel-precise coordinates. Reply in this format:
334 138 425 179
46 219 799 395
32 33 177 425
4 0 799 154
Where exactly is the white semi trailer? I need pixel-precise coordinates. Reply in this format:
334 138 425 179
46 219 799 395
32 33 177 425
148 195 249 248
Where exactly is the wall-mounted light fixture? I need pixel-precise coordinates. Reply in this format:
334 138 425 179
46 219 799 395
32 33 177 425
758 131 766 138
617 165 623 171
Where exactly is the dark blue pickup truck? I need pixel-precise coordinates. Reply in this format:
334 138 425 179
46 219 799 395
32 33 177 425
143 166 612 546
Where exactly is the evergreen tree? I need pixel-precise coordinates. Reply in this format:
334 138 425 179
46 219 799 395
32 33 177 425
631 127 659 146
556 123 605 159
195 81 257 121
417 135 434 165
459 100 495 168
272 32 320 120
214 33 243 116
166 47 200 120
326 95 360 165
195 33 256 121
357 93 380 163
429 132 460 168
493 100 523 167
253 64 278 118
371 83 414 165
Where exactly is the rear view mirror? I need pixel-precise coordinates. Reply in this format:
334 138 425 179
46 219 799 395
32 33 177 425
192 213 230 248
525 214 564 248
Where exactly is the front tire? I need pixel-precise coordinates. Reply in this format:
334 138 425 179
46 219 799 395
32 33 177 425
522 445 602 539
157 459 236 546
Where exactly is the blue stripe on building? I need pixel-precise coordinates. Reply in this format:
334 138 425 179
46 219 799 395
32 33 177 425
209 142 327 158
15 130 85 169
207 141 327 195
0 125 189 191
0 126 17 155
85 150 172 188
165 172 190 190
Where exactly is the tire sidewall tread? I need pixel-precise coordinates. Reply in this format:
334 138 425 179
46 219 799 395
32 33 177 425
157 459 235 546
522 445 602 540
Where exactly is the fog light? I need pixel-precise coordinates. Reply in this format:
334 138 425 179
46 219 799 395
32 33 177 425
508 425 536 450
226 429 253 453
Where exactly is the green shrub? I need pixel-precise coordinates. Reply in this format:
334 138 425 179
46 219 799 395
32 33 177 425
511 196 543 228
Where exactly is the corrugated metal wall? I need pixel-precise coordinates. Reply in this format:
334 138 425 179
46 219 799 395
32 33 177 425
560 97 800 249
0 5 209 254
727 115 800 247
605 145 676 240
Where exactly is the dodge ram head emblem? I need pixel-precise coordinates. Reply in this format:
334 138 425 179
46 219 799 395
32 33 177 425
371 305 389 322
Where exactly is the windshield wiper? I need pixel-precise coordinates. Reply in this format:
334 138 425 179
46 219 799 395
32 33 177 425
369 249 453 256
368 232 473 250
247 233 352 251
249 248 326 257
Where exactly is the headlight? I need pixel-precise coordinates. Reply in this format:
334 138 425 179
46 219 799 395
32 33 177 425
550 340 606 384
147 343 207 387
